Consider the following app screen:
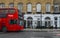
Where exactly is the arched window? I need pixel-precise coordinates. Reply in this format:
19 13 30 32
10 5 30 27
36 3 41 12
27 3 32 13
0 3 5 8
46 3 50 12
9 3 14 8
18 3 23 12
54 4 59 13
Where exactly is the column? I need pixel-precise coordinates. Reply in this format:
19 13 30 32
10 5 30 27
57 17 59 28
52 20 54 27
53 18 55 28
26 20 27 28
32 20 35 29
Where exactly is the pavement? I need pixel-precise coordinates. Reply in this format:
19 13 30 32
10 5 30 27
0 30 60 38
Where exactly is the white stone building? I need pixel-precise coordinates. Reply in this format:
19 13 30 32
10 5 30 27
24 14 60 29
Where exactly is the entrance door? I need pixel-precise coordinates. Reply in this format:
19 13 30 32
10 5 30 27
54 21 57 29
27 17 33 28
37 21 41 28
45 17 51 28
54 17 58 29
37 21 40 26
45 21 51 28
27 20 32 28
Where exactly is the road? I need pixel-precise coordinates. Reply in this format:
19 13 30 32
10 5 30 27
0 31 60 38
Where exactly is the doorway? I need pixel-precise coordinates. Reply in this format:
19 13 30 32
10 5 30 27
45 17 51 28
27 17 33 28
54 17 58 29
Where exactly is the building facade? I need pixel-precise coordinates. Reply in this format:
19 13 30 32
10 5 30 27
0 0 60 29
0 0 53 14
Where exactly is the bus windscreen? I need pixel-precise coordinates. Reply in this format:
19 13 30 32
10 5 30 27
9 9 15 13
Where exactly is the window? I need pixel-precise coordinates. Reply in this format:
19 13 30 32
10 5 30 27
0 9 8 13
54 17 58 20
27 3 32 12
36 4 41 12
9 9 15 13
9 3 14 8
10 20 17 24
18 3 23 12
0 9 7 18
46 4 50 12
0 3 5 8
0 9 15 14
54 5 59 13
20 21 23 25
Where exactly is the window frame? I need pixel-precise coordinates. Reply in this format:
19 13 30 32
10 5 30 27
0 3 5 8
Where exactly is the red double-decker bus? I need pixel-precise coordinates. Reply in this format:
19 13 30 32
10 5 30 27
0 8 24 32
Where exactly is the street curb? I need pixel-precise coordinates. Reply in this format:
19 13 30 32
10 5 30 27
23 29 60 32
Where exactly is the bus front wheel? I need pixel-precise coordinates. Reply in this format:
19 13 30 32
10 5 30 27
2 26 7 32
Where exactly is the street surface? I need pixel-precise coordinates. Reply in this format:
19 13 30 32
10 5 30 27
0 30 60 38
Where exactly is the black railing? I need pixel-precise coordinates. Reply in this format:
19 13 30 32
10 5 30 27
46 12 51 14
53 12 60 14
36 12 42 14
27 12 32 14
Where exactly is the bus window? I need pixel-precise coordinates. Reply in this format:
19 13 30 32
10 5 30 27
9 9 15 13
0 10 8 14
0 9 8 18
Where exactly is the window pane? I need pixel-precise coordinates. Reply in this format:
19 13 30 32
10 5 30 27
0 3 5 8
9 3 14 8
36 4 41 12
0 9 8 13
18 3 23 12
46 4 50 12
9 9 15 13
54 5 59 13
54 17 58 20
20 21 23 25
27 3 32 12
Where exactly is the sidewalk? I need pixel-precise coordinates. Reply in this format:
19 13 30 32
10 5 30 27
23 29 60 32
